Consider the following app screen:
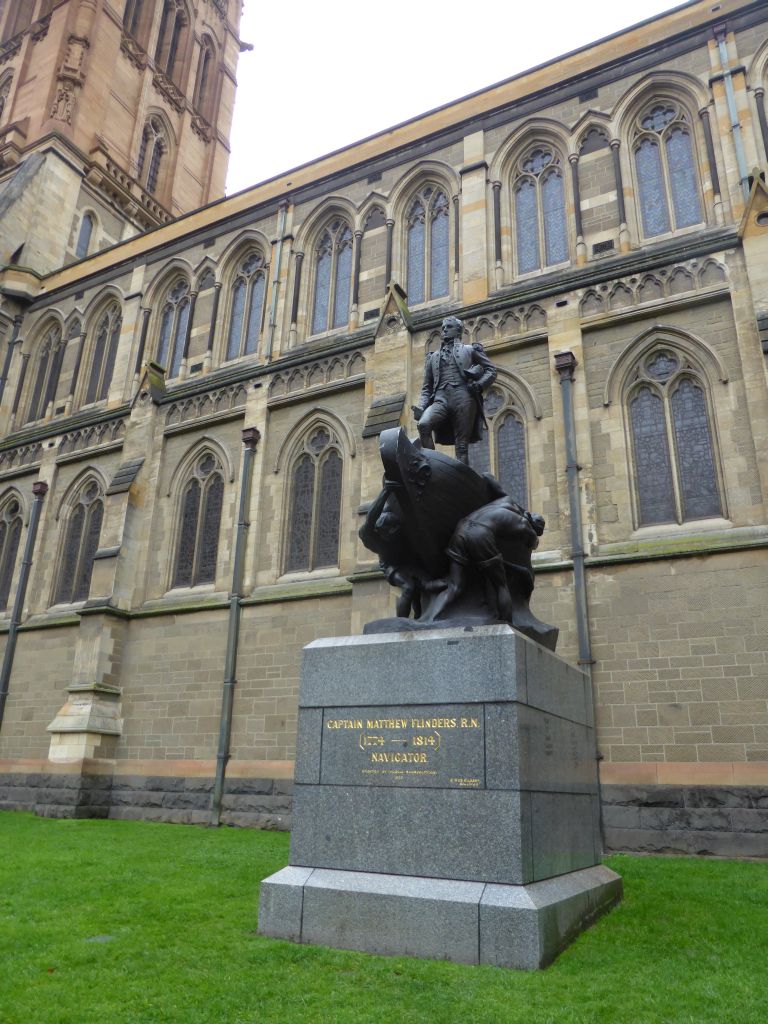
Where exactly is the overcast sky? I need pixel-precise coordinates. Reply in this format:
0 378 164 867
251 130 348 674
225 0 685 195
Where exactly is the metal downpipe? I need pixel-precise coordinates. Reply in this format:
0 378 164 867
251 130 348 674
210 428 260 826
0 481 48 733
716 31 750 203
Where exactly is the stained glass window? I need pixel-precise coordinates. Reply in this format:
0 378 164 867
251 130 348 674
285 429 343 573
26 325 64 423
0 497 22 610
226 252 266 360
54 481 104 605
156 279 189 378
628 351 722 526
137 117 167 196
468 388 529 508
171 452 225 588
406 185 450 305
513 147 567 274
311 221 353 334
84 304 121 405
634 101 702 238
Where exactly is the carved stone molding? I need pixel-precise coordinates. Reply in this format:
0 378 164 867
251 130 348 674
578 258 727 318
0 442 43 473
50 79 77 123
164 383 248 428
191 113 212 142
30 15 52 42
425 306 547 352
57 419 126 458
152 72 185 114
268 351 366 400
0 37 22 66
120 32 148 70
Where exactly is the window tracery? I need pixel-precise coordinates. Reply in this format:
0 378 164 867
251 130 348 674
171 451 224 588
84 304 121 405
406 185 450 305
226 252 267 360
0 74 11 124
194 36 215 117
284 427 343 573
75 212 94 260
155 0 189 84
157 279 190 378
137 117 168 196
512 146 568 274
311 219 353 335
633 102 702 238
0 495 22 611
54 480 104 605
26 324 65 424
626 348 721 526
468 387 528 507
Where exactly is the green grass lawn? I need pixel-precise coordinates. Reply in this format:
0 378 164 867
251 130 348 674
1 812 766 1024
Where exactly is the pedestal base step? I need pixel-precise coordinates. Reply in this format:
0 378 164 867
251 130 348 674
258 863 622 970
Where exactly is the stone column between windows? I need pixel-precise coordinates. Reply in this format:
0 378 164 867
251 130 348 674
491 181 503 290
452 193 461 301
180 289 198 378
610 140 631 252
133 307 151 379
350 230 363 330
384 220 394 287
205 283 222 371
569 154 586 266
753 88 768 166
67 328 88 414
699 106 724 226
288 251 304 347
10 352 30 429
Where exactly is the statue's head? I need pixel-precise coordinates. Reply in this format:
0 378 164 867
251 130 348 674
440 316 463 341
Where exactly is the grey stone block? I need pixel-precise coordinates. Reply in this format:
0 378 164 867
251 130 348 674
523 642 589 725
600 785 684 807
225 778 274 795
730 808 768 833
480 865 621 970
684 787 763 809
290 784 527 884
530 792 599 881
258 867 313 941
301 626 528 708
603 827 768 858
602 804 642 829
295 708 323 784
302 870 483 964
639 807 732 832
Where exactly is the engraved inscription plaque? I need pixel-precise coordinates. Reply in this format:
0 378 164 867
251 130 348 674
320 703 484 788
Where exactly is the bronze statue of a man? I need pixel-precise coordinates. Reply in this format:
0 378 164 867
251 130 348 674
413 316 497 464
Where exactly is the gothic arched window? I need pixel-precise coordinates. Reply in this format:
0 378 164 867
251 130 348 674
284 427 343 573
633 102 703 238
0 495 23 611
84 304 121 405
194 36 215 117
123 0 145 39
468 387 528 507
226 252 267 360
0 75 11 124
157 279 190 378
406 185 450 305
155 0 189 83
137 117 168 196
26 324 65 424
627 349 722 526
3 6 32 42
75 213 94 260
172 451 225 588
54 480 104 605
311 219 353 335
513 147 568 274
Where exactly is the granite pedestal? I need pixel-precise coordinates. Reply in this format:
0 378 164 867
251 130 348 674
258 625 621 969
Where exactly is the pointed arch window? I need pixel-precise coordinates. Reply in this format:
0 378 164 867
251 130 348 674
84 304 121 405
75 212 94 260
627 349 722 526
155 0 189 83
284 427 343 573
226 252 267 360
137 117 168 196
123 0 145 39
406 185 450 305
633 102 703 238
172 451 225 588
311 219 353 335
468 387 528 507
3 6 32 42
157 279 190 379
513 147 568 274
0 495 23 611
26 324 65 424
0 75 11 124
194 36 215 117
54 481 104 605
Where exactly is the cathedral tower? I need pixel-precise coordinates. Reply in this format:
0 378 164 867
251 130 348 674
0 0 244 274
